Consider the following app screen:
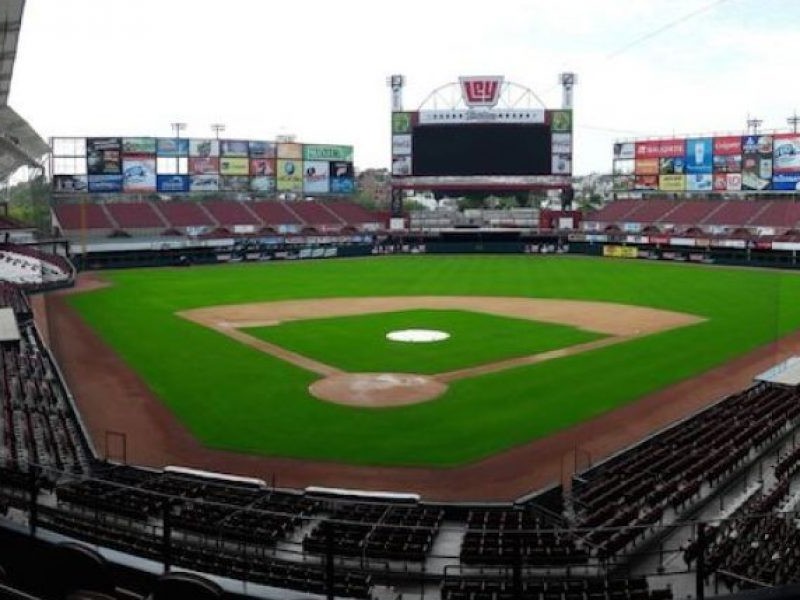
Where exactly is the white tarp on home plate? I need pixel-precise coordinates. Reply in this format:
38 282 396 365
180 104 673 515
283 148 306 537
756 356 800 387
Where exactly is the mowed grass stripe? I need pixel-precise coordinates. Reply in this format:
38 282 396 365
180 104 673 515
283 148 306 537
66 256 800 467
243 309 606 375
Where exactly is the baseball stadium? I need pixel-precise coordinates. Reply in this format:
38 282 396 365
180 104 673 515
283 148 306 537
3 2 800 600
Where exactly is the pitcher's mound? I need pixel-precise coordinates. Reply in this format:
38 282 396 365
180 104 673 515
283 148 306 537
310 373 447 407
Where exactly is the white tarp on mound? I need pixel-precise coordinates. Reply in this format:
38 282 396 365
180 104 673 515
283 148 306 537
756 356 800 387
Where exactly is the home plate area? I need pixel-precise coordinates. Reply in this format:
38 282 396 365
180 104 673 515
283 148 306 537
309 372 448 407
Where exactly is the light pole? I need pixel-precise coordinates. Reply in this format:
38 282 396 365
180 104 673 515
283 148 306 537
210 124 225 140
788 111 800 134
746 115 762 135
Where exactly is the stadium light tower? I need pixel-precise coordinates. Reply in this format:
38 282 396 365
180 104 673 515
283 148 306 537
559 73 577 110
746 115 762 135
387 74 405 112
170 122 187 139
788 111 800 134
211 123 225 139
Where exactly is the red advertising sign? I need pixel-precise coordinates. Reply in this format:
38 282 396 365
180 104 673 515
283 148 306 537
459 76 503 107
634 175 659 190
713 136 742 156
713 173 727 191
635 139 685 159
635 159 659 175
250 158 276 177
188 157 219 175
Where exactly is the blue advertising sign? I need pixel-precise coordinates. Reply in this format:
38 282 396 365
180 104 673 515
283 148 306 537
88 174 123 193
329 161 354 193
156 175 190 193
771 173 800 191
157 138 189 157
686 173 713 192
684 138 713 174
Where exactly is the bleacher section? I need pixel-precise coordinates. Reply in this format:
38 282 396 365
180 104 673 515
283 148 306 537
584 199 800 235
53 199 381 237
0 246 71 288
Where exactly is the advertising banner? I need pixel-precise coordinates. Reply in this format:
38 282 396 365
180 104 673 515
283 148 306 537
684 138 713 174
635 158 659 175
713 154 742 173
122 158 157 191
391 135 412 156
613 142 635 160
603 245 638 259
636 139 685 159
219 157 249 175
188 157 220 175
87 137 122 174
772 173 800 191
53 175 88 193
122 137 156 156
552 133 572 156
88 174 123 193
548 110 572 132
276 159 303 191
659 157 685 175
250 158 276 177
391 112 416 134
713 173 727 191
686 173 713 192
220 176 250 191
634 175 659 190
613 159 634 175
277 142 303 159
726 173 743 191
303 160 330 194
303 144 353 161
156 175 190 193
157 138 189 157
250 176 276 192
773 134 800 173
220 140 249 157
714 136 742 156
330 161 355 193
189 174 219 192
189 139 220 158
249 141 276 158
659 174 685 191
612 174 635 191
392 155 412 176
742 135 772 191
551 153 571 175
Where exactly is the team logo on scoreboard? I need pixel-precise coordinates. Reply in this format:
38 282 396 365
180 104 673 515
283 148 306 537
459 76 504 107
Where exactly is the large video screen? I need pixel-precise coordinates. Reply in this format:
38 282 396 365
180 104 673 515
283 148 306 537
411 124 552 176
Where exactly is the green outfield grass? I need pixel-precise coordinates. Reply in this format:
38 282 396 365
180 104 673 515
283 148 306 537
243 309 605 374
66 256 800 467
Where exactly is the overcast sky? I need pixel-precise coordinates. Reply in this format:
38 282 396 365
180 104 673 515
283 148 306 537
9 0 800 175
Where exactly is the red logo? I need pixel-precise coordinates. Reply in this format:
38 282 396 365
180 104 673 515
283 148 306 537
459 76 503 107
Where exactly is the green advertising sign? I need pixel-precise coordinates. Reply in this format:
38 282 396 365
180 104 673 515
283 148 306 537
122 137 157 155
392 112 413 134
303 144 353 161
550 110 573 132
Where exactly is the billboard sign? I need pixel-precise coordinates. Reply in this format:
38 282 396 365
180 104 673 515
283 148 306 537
156 175 190 193
122 137 156 155
188 157 220 175
686 173 713 192
635 158 659 175
220 175 250 191
549 110 572 132
189 139 220 158
87 137 122 174
636 139 685 159
613 142 635 160
391 111 416 134
713 136 742 156
552 133 572 155
684 138 713 174
88 174 123 193
250 158 275 177
392 155 411 176
551 154 571 175
659 174 685 191
219 157 249 175
303 144 353 161
277 142 303 159
189 174 219 192
773 134 800 172
303 160 330 194
329 161 354 193
250 176 276 192
713 154 741 173
276 159 303 191
742 135 772 191
122 158 156 191
220 140 249 157
392 134 412 156
157 138 189 156
459 75 503 107
772 173 800 191
249 141 276 158
53 175 88 193
634 175 658 190
659 157 685 175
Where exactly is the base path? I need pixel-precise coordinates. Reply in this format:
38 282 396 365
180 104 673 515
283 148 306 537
38 274 800 501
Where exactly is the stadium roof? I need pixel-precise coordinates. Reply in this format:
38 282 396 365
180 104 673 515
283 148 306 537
0 0 49 180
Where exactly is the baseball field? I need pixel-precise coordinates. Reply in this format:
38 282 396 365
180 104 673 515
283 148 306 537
63 255 800 469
